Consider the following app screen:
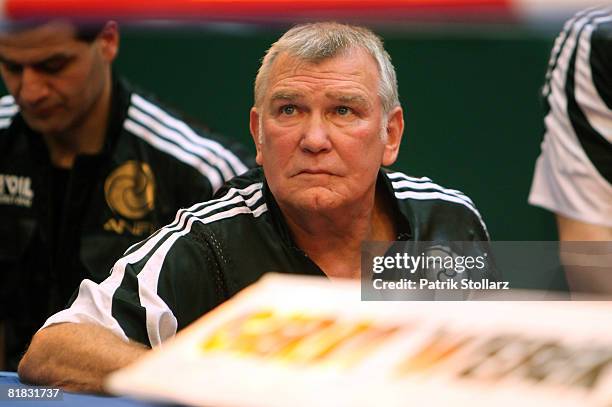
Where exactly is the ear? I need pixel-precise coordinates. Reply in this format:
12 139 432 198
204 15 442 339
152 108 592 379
97 21 119 63
381 106 404 166
249 107 264 166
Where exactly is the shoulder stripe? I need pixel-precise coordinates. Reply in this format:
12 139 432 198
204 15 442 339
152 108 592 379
0 104 18 117
391 180 474 207
44 181 264 343
0 95 14 106
387 172 474 205
574 14 612 142
390 178 471 201
128 105 233 182
131 94 248 176
0 118 12 129
542 7 602 98
125 118 224 191
387 171 489 239
0 97 18 129
386 172 431 183
546 8 609 105
128 181 264 267
394 190 489 240
199 202 267 225
564 12 612 183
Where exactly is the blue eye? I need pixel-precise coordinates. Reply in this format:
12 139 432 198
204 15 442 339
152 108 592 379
336 106 351 115
281 105 296 115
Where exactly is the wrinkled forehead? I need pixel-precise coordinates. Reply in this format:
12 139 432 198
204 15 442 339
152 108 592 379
0 21 77 48
269 46 373 74
265 48 381 99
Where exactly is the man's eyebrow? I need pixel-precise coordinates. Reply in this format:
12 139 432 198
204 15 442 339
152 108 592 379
270 91 303 102
0 53 72 67
326 92 370 105
0 55 20 66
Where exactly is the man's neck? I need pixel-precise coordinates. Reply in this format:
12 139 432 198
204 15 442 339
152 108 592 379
282 181 397 279
43 73 112 169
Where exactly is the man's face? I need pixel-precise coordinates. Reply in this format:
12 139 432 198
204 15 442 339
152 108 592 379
0 22 117 135
250 49 403 214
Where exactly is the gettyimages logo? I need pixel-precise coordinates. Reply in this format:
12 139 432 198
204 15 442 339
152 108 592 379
372 244 488 278
363 241 509 299
0 173 33 207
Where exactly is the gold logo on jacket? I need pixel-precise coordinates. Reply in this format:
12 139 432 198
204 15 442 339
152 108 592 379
104 161 155 220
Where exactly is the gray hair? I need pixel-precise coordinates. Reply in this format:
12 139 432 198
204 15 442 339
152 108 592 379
254 22 400 114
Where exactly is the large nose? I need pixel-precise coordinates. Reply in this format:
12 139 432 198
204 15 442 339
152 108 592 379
19 67 49 107
299 113 332 154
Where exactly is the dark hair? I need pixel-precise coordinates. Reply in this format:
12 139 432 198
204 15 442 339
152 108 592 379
1 20 106 43
74 22 106 43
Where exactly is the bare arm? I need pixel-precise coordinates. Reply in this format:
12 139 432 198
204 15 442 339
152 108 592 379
557 214 612 241
556 214 612 295
18 323 149 394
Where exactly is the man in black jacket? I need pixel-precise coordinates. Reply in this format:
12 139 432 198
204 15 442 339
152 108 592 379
19 22 492 392
0 20 251 370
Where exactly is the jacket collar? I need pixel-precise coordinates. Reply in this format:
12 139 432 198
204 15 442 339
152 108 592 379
104 72 130 157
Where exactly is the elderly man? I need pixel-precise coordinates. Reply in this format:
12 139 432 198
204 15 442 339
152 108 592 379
0 20 251 370
19 22 490 392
